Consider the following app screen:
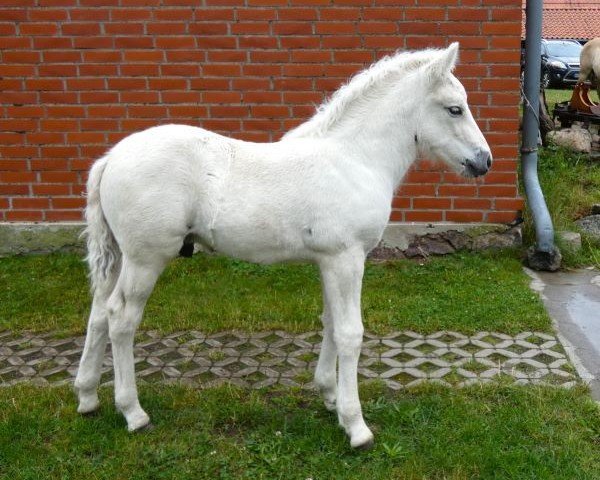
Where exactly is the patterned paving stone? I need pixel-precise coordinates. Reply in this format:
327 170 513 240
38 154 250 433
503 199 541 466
0 330 579 389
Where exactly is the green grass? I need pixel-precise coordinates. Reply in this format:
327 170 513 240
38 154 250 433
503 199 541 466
1 383 599 479
0 250 550 335
544 88 571 113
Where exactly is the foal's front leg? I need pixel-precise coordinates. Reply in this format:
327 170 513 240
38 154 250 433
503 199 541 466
319 252 374 449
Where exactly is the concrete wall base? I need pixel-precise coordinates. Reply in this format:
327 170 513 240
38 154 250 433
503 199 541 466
0 222 86 257
0 221 522 258
374 222 522 260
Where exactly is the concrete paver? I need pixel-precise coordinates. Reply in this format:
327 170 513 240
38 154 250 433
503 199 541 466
0 329 578 390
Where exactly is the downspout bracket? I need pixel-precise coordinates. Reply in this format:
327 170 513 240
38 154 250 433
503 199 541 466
520 146 538 154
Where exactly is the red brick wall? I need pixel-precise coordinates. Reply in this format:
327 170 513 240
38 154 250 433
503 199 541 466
0 0 524 223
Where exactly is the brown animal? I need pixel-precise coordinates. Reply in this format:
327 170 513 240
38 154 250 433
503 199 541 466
580 37 600 101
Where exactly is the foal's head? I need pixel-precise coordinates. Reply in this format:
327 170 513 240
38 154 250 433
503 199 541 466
415 43 492 178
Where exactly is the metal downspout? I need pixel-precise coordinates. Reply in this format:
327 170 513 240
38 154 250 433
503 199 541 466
521 0 561 270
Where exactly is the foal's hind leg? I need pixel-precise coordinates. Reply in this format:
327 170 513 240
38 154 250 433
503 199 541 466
75 272 118 414
107 256 164 431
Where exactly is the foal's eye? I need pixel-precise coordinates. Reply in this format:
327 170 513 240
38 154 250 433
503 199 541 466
446 106 463 117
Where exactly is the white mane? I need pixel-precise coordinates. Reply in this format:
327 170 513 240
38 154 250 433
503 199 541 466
284 48 444 139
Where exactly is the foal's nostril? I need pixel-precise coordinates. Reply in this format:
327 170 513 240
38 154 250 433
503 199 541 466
477 149 491 167
465 157 489 177
474 149 492 175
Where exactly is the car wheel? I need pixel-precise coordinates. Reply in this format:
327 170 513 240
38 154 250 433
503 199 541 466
541 71 551 89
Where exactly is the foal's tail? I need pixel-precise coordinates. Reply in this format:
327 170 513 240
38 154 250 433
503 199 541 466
83 154 121 292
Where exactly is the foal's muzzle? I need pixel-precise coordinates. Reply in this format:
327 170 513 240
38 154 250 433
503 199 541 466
463 149 492 177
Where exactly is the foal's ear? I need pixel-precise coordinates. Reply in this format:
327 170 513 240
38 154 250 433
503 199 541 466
443 42 459 71
426 42 460 82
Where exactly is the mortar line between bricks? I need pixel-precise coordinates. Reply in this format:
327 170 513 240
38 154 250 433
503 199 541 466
0 330 580 390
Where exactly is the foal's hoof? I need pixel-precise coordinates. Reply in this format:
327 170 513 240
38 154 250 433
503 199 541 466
323 399 337 413
353 437 375 451
75 387 100 416
125 410 152 433
80 408 100 417
350 429 375 451
131 422 155 433
77 399 100 416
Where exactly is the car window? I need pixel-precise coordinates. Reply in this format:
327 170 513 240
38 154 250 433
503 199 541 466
546 42 582 57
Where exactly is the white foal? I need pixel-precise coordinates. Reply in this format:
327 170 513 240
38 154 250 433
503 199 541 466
75 43 491 449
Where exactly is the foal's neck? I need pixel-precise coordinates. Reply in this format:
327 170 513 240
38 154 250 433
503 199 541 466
332 94 421 193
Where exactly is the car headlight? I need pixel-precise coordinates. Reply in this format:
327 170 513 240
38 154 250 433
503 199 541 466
547 60 567 70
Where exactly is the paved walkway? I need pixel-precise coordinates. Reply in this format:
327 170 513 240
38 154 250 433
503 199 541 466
0 329 578 390
527 267 600 399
